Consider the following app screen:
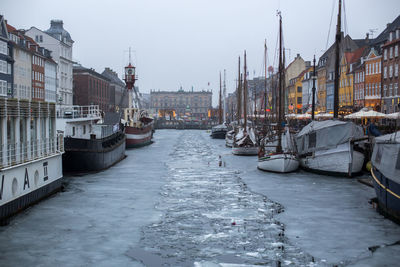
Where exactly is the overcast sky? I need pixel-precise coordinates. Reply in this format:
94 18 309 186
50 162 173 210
2 0 400 106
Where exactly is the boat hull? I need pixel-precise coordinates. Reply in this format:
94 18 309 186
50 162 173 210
63 133 126 172
0 154 63 222
258 153 299 173
125 123 153 148
371 166 400 223
299 143 364 177
232 146 258 156
211 130 227 139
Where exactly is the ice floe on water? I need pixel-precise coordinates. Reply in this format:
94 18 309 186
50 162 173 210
127 132 323 266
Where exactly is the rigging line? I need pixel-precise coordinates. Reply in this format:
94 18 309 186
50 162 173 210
326 0 336 50
343 0 349 37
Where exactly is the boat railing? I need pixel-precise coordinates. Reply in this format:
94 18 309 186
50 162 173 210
56 105 101 119
0 134 64 169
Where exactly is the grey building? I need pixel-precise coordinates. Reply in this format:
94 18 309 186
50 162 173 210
102 68 128 111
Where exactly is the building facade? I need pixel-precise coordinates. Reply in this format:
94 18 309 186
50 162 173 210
73 65 111 112
150 88 212 119
0 16 13 98
353 61 365 110
102 67 129 111
284 54 306 111
301 67 315 113
364 48 382 110
26 20 74 105
382 28 400 113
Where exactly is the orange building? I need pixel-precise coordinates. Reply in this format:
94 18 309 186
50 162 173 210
364 48 382 110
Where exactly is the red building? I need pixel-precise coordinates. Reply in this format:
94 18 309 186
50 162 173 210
73 65 111 112
382 28 400 113
25 37 45 101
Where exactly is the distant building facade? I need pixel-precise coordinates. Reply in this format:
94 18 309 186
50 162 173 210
0 16 13 98
150 88 212 119
382 28 400 113
26 20 74 105
102 67 129 111
73 65 111 112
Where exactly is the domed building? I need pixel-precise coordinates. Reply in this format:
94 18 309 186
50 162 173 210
26 20 74 105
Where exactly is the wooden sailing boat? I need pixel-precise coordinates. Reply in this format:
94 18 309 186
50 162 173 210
211 72 228 139
232 51 258 155
295 0 365 176
257 12 299 172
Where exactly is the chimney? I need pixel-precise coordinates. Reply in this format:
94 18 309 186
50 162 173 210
366 33 369 40
387 23 391 29
297 53 300 58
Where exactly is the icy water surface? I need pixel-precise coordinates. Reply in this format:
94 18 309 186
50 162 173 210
0 130 400 267
127 131 315 266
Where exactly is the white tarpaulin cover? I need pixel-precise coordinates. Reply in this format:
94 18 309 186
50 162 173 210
372 131 400 181
295 120 364 155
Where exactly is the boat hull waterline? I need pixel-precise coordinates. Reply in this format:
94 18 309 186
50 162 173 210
232 146 259 156
125 123 154 148
258 153 299 173
371 166 400 223
299 143 364 177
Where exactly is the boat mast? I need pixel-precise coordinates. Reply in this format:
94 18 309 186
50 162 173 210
236 57 241 125
333 0 342 119
223 69 227 123
219 71 222 124
277 12 283 153
264 40 268 122
243 50 248 131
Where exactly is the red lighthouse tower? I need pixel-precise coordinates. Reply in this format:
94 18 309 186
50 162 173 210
124 48 136 90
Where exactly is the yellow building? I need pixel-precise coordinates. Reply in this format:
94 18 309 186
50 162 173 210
338 53 354 113
293 70 306 114
317 67 326 112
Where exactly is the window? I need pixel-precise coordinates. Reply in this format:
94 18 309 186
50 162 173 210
366 64 369 75
384 85 387 97
389 84 393 96
390 47 393 59
0 60 7 74
0 41 6 55
390 65 393 78
395 83 399 96
384 49 388 61
384 66 387 79
395 64 399 77
0 80 6 96
72 127 75 136
396 45 399 57
297 86 301 93
40 35 43 42
297 96 302 104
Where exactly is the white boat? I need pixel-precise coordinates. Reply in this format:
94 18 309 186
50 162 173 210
0 99 64 222
232 127 258 156
225 129 234 147
258 128 299 173
258 153 299 173
257 15 298 173
295 120 365 177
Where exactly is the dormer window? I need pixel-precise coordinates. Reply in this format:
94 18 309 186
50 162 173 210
390 32 393 42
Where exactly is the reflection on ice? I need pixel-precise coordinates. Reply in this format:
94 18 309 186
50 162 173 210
128 132 319 266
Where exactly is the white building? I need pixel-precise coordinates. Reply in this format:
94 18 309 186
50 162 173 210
302 69 317 113
26 20 74 105
45 59 57 103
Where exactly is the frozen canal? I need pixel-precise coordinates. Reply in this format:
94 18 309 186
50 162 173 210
1 130 400 266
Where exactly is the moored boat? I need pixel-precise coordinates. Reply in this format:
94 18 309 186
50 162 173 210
371 131 400 223
225 129 234 147
58 105 126 172
0 98 64 222
124 108 154 148
295 120 365 177
211 123 228 139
